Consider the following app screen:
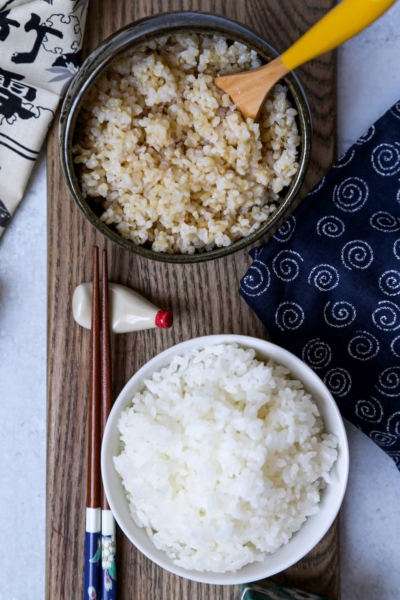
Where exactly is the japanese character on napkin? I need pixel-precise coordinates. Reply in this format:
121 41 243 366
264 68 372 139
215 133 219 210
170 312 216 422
0 0 88 234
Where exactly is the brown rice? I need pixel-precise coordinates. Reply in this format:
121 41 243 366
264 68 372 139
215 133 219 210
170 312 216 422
73 34 300 254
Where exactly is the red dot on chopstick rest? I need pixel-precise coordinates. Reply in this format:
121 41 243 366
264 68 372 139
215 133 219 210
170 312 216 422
155 310 173 329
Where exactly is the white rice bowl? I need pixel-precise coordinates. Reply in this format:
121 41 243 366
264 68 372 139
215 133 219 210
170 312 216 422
113 343 338 574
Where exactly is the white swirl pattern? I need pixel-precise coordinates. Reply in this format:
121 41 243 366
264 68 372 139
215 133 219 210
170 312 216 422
355 125 376 145
372 300 400 331
241 260 270 297
324 368 352 397
308 264 339 291
341 240 374 270
308 176 326 195
390 101 400 120
391 335 400 358
333 177 369 212
316 215 345 238
275 302 305 332
371 142 400 176
348 330 380 361
394 239 400 260
387 412 400 436
323 301 356 328
375 367 400 397
355 398 383 423
301 339 332 369
379 270 400 296
272 250 303 281
333 148 355 168
273 215 296 242
369 431 397 447
370 211 400 232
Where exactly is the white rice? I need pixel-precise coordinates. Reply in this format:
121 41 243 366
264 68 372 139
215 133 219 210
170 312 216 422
74 34 300 254
114 344 338 573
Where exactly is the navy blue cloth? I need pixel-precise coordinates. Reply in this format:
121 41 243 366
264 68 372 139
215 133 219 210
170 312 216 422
240 101 400 470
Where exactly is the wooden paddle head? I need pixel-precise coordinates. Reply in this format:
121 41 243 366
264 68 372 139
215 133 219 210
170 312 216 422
214 56 289 120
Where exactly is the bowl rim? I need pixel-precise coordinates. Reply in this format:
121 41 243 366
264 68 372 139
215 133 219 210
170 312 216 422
59 11 312 264
101 334 349 585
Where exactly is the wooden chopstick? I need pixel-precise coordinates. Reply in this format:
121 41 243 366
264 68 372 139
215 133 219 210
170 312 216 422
84 246 102 599
100 249 117 598
83 247 117 600
101 249 112 510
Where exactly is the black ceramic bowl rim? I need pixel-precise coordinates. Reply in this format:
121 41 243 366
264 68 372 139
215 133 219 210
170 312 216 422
59 12 312 264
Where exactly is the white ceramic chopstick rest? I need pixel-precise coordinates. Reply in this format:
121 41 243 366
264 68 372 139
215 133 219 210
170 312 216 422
72 282 173 333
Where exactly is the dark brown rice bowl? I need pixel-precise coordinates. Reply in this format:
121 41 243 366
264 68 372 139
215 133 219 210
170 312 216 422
59 12 312 263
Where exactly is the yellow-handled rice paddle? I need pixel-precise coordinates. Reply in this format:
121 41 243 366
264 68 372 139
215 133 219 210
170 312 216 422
215 0 397 119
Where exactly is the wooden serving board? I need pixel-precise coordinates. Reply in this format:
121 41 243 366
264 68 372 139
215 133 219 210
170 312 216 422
46 1 338 598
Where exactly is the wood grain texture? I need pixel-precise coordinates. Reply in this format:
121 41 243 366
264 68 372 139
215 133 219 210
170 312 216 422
46 1 337 599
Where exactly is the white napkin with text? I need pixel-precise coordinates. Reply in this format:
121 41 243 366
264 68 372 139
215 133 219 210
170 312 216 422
0 0 88 234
